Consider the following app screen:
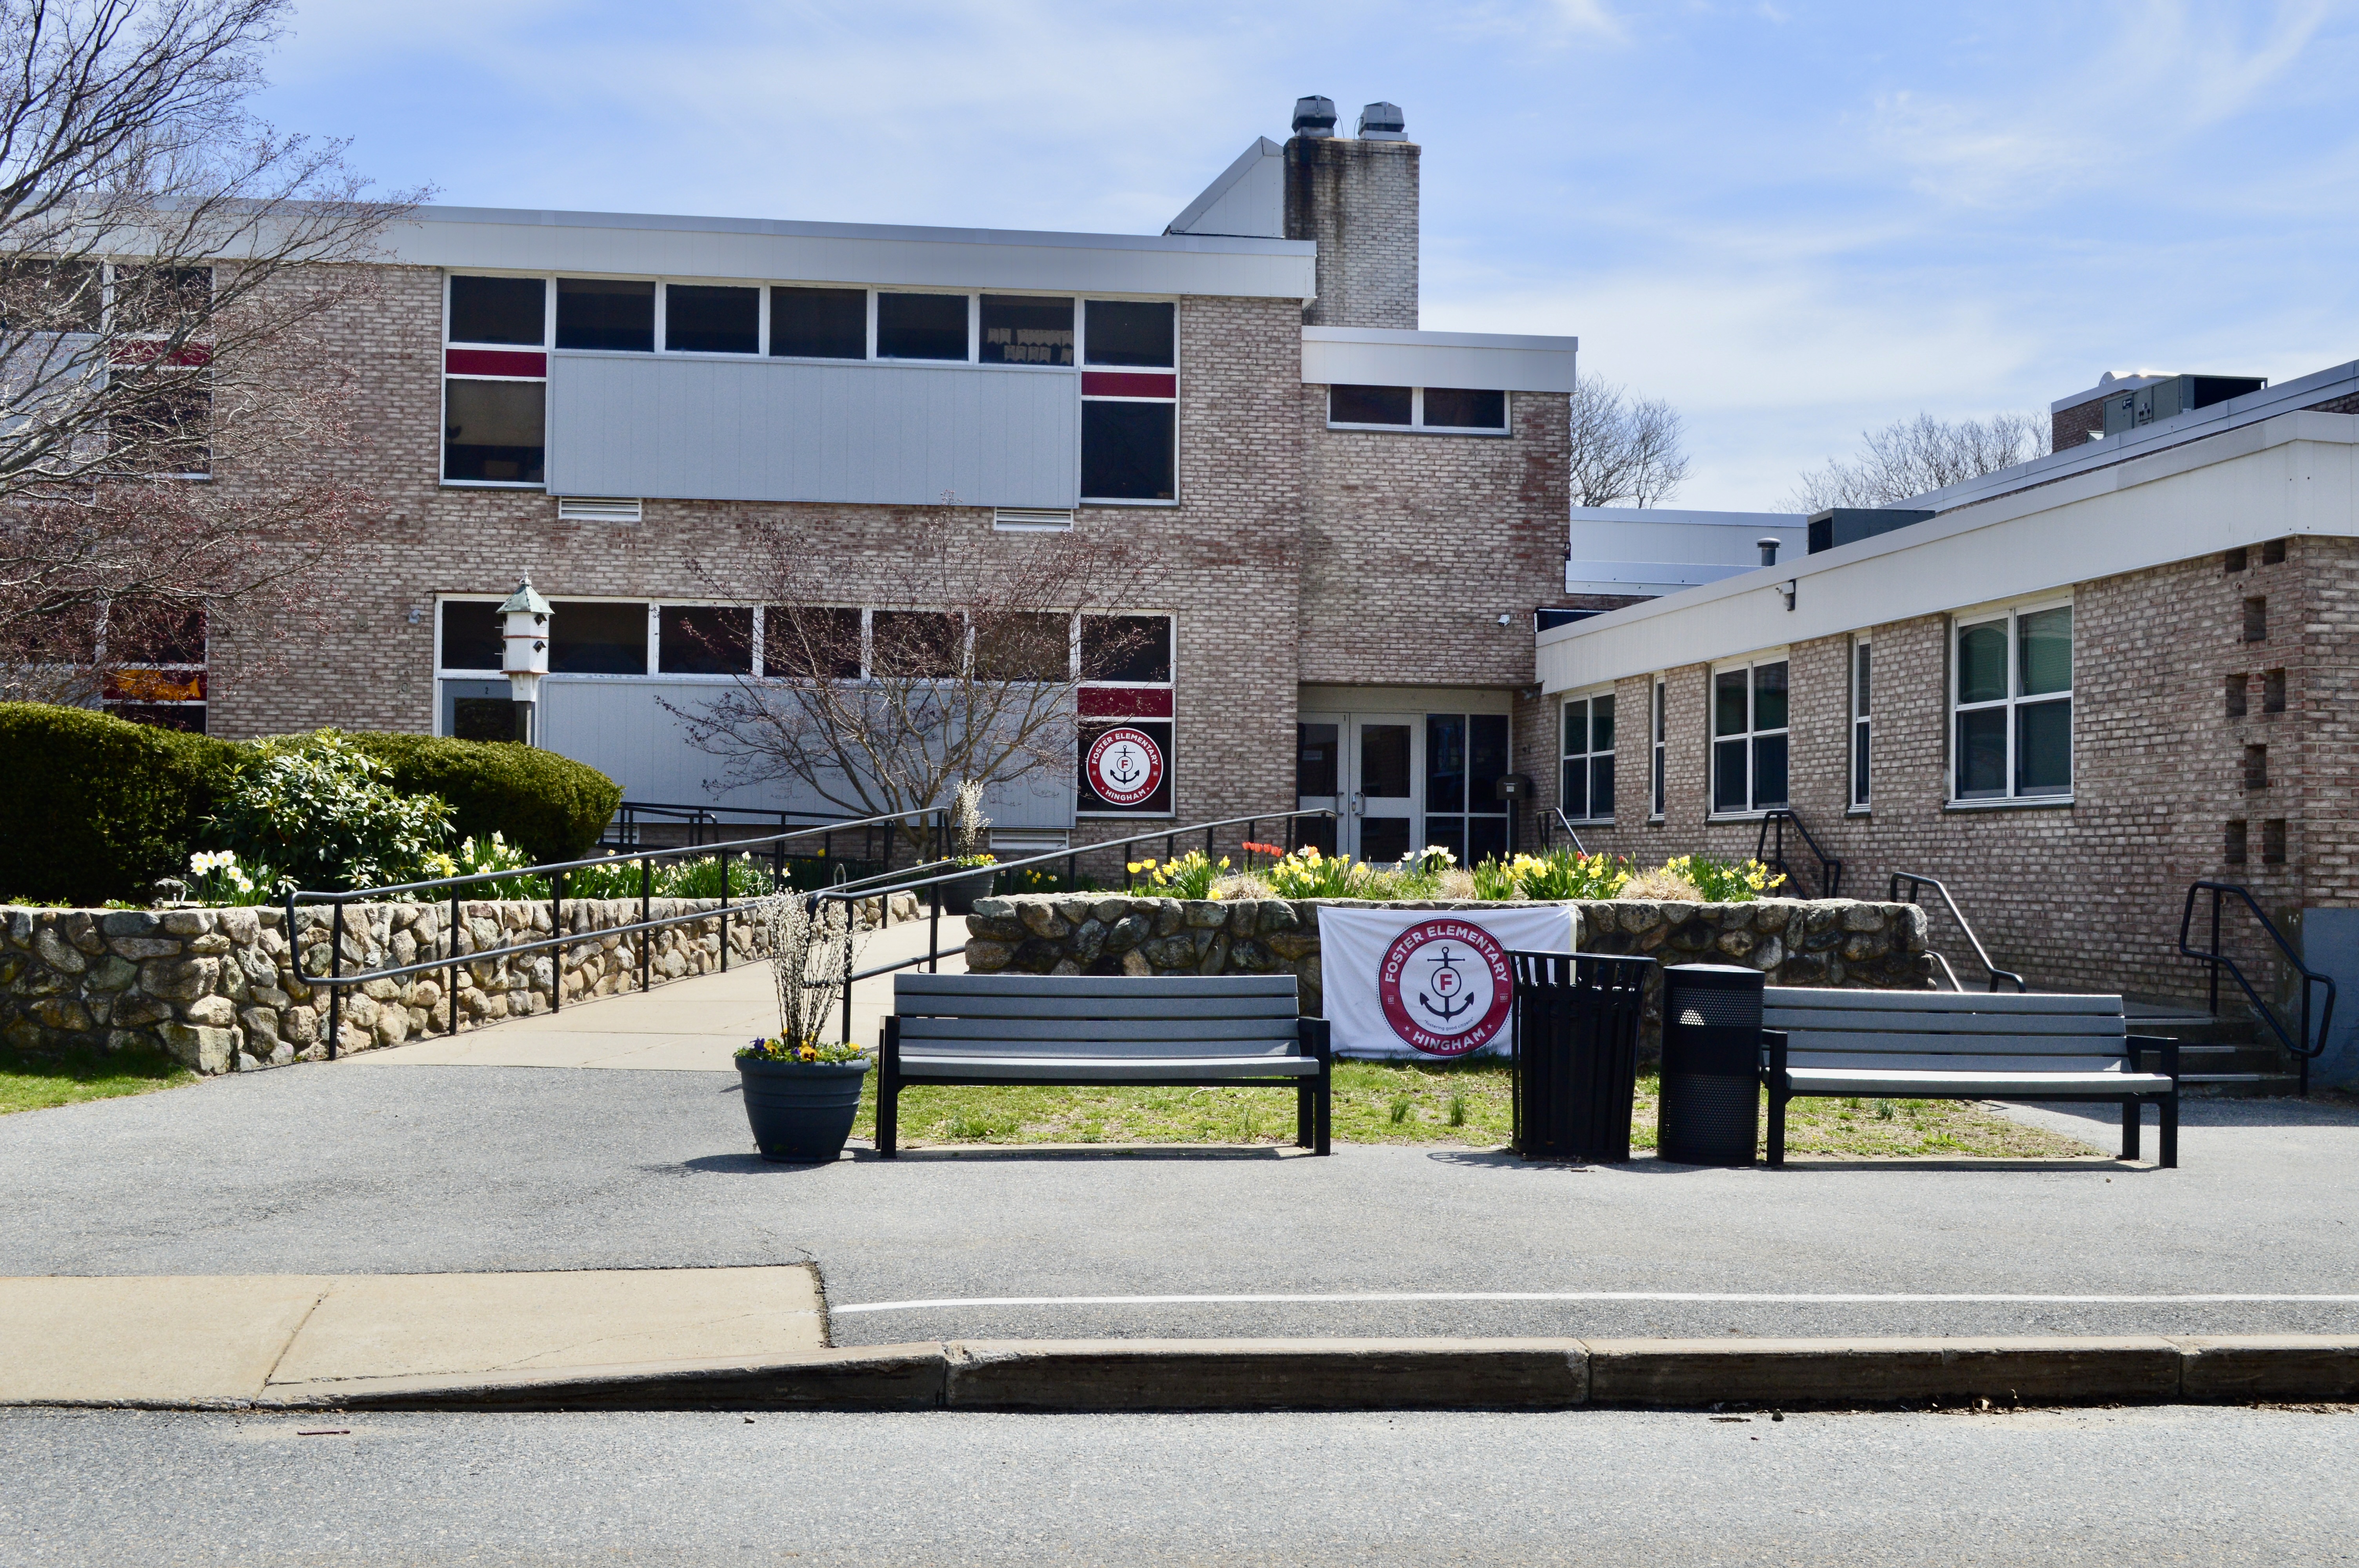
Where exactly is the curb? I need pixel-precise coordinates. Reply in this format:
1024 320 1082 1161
14 1335 2359 1414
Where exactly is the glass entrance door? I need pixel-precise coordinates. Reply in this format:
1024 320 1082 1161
1352 717 1418 864
1295 715 1343 856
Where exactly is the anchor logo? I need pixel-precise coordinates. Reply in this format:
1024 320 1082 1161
1378 919 1513 1056
1085 725 1164 808
1417 944 1478 1023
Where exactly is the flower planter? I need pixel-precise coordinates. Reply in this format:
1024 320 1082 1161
737 1056 870 1163
938 869 996 917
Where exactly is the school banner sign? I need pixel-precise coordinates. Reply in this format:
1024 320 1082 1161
1316 905 1574 1059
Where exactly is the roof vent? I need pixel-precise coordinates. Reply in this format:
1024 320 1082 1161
1356 102 1406 140
1292 96 1337 138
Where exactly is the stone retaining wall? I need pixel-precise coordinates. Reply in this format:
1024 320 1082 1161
1 891 920 1074
965 894 1932 1060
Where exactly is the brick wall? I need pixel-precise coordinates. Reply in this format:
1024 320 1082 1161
1538 536 2359 1006
1285 136 1418 330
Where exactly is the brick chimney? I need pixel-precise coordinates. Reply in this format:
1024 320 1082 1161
1285 97 1419 329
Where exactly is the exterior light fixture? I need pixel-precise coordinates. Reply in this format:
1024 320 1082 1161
497 575 553 746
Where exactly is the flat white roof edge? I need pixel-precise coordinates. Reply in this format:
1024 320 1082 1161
1571 506 1807 528
400 203 1317 258
1303 325 1579 352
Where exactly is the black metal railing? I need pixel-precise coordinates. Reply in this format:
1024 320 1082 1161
2178 880 2337 1097
1533 808 1588 856
1888 871 2026 993
601 800 893 858
1755 808 1842 898
285 807 946 1060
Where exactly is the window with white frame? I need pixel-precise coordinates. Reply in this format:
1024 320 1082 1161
1080 299 1176 502
1850 640 1872 809
1561 692 1614 822
1650 678 1667 818
444 274 547 485
1953 601 2072 801
1711 658 1788 814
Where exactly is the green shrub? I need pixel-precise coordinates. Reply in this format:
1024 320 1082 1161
341 732 620 864
0 703 238 903
207 733 452 893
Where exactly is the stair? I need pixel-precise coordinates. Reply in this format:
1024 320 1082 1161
2121 1000 2304 1098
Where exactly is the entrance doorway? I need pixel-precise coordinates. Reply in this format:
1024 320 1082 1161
1296 704 1514 864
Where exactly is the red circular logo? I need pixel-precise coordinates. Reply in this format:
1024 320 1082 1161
1378 918 1514 1056
1086 726 1164 807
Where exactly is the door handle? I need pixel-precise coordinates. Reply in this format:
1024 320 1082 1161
1351 792 1365 816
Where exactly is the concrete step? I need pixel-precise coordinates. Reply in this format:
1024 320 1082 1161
2179 1072 2306 1100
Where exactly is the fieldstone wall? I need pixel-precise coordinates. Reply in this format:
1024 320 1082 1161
965 894 1932 1060
1 891 920 1074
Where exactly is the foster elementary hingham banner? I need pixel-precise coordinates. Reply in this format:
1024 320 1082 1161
1316 906 1574 1059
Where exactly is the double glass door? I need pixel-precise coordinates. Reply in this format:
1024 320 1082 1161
1296 711 1509 864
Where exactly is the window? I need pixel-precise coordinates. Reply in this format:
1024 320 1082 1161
1560 693 1614 822
973 612 1072 682
665 284 758 354
449 276 545 345
2244 597 2267 642
876 292 969 361
980 295 1072 366
1081 614 1171 683
1083 300 1174 367
440 601 502 670
103 604 207 733
1953 603 2071 801
870 610 964 677
1327 385 1508 432
111 265 212 334
111 375 210 475
2263 538 2286 566
2226 674 2248 719
443 378 544 484
1712 659 1788 813
762 606 863 679
1427 712 1510 861
1080 299 1176 503
2264 668 2286 714
2244 744 2268 791
1850 641 1872 809
1650 679 1666 818
770 287 866 359
2224 547 2248 573
658 605 752 675
557 278 655 351
0 258 100 331
548 601 649 675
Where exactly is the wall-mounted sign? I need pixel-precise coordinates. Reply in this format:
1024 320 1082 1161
1317 905 1574 1058
1078 719 1173 816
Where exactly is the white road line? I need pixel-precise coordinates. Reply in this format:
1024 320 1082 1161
831 1291 2359 1315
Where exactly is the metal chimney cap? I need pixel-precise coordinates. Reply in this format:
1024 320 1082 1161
1292 96 1337 137
1757 537 1782 566
1357 101 1407 140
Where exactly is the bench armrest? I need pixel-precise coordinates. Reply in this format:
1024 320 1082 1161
2127 1034 2181 1084
1759 1028 1788 1085
1297 1015 1332 1063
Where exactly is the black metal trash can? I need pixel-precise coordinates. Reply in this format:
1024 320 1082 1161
1509 950 1654 1162
1659 964 1765 1165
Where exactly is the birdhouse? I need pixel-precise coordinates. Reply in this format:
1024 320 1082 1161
497 577 552 704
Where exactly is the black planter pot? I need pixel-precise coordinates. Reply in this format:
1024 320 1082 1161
738 1057 870 1163
938 868 996 916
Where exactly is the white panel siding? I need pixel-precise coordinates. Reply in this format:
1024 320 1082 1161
545 354 1081 508
1301 327 1579 394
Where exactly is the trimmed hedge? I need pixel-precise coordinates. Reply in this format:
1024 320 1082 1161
0 704 238 903
342 732 620 865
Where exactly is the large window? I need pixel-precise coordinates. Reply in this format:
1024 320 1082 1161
557 278 654 351
876 292 970 361
1954 602 2071 801
665 285 758 354
1081 300 1176 503
445 274 547 485
1425 713 1510 862
770 287 866 359
1712 658 1788 814
1851 640 1872 809
981 295 1073 366
1561 693 1614 823
1327 385 1508 433
443 377 544 484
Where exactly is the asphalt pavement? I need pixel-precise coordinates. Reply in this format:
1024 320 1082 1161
6 1058 2358 1345
3 1403 2352 1565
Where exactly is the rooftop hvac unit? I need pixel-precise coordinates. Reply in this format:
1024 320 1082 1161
2102 375 2267 436
556 496 643 523
1806 507 1936 555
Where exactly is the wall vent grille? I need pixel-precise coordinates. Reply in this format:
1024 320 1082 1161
993 508 1074 532
557 496 643 523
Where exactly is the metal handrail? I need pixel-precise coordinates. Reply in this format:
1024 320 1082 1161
1755 808 1843 898
1888 871 2026 993
1546 808 1589 856
2178 880 2337 1096
285 806 945 1059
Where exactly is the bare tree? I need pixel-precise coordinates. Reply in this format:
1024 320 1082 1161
664 515 1163 857
0 0 417 704
1568 376 1690 508
1790 410 2050 512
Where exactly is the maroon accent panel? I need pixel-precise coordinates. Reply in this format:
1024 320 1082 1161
1080 371 1176 399
1079 685 1174 719
445 348 547 377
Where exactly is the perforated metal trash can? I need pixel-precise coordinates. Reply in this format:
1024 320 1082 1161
1509 951 1654 1162
1659 964 1763 1166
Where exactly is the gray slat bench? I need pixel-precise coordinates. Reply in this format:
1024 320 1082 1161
1759 989 2182 1168
878 975 1332 1157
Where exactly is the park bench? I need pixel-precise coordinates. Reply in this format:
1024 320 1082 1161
878 974 1332 1158
1759 989 2181 1168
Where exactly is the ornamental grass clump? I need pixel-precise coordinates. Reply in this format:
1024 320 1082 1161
739 895 868 1062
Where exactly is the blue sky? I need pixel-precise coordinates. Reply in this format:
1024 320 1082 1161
261 0 2359 510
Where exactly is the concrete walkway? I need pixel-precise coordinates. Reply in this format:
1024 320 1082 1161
354 915 967 1071
0 1266 823 1405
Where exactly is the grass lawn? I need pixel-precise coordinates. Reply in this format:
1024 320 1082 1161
0 1043 196 1116
853 1060 2095 1159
